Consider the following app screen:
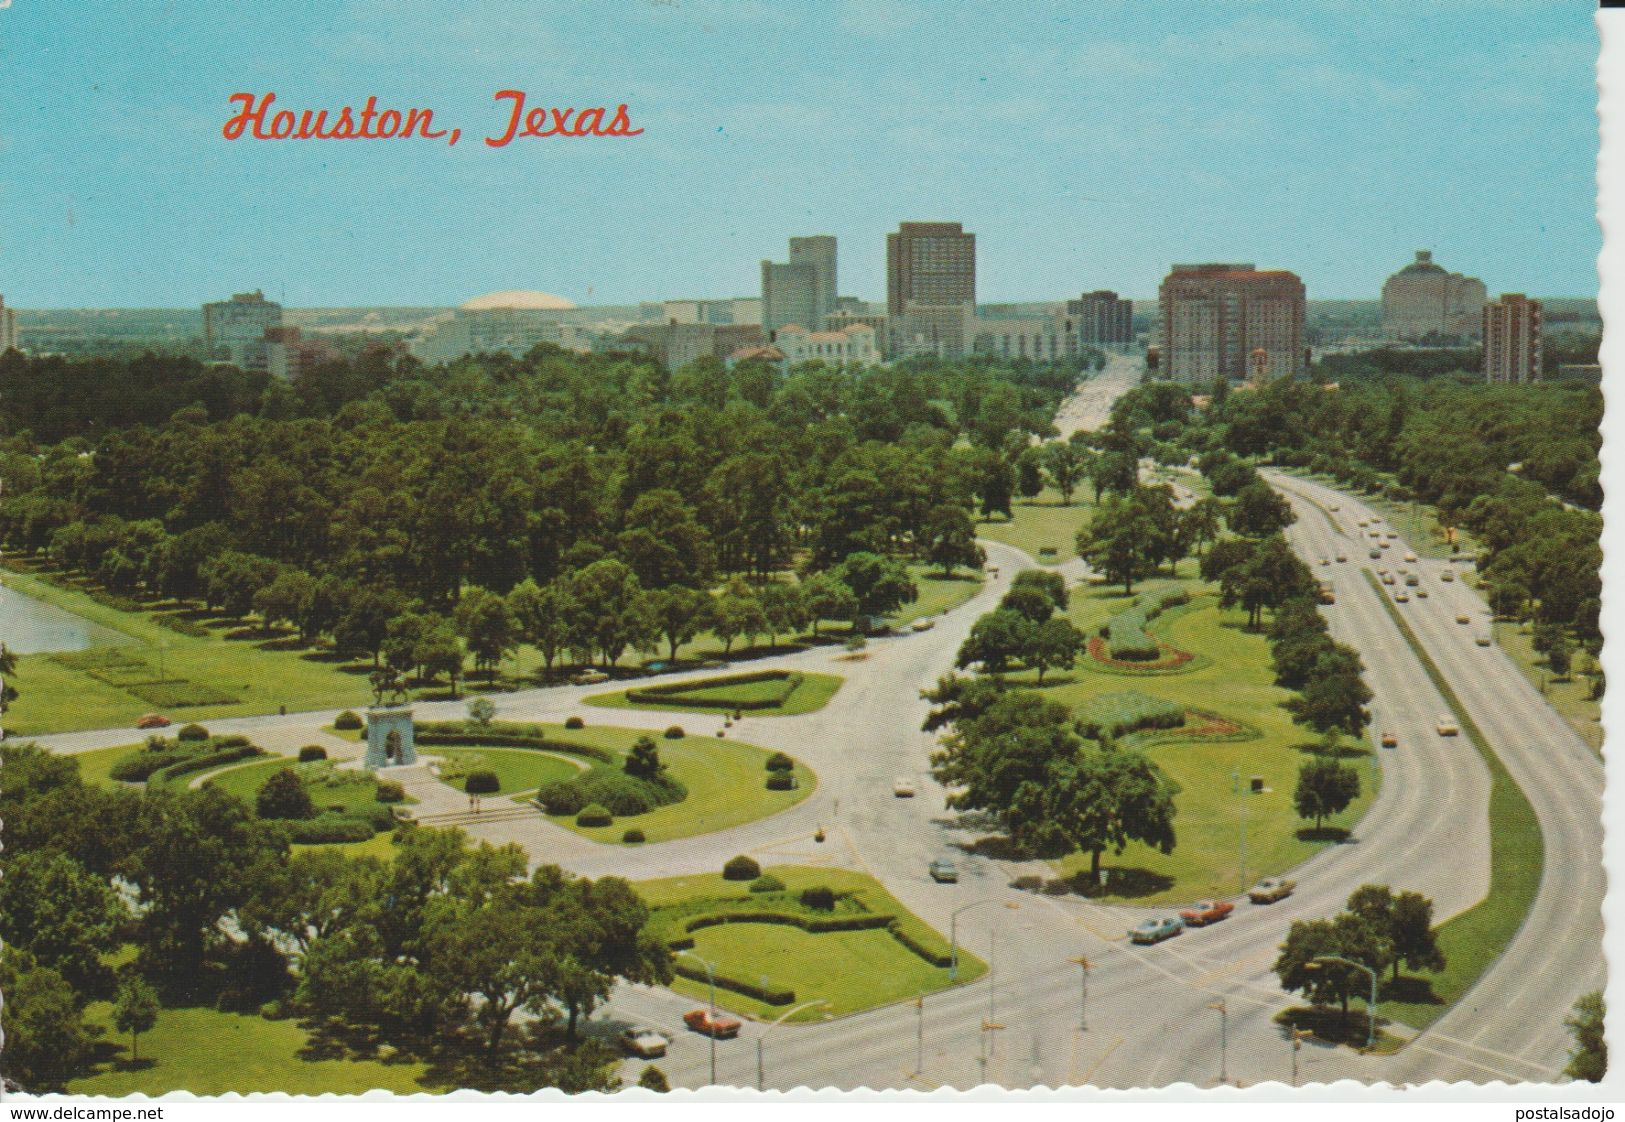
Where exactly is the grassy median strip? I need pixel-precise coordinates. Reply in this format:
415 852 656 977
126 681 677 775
1361 570 1544 1030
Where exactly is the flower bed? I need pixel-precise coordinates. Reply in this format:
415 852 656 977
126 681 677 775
1086 635 1197 673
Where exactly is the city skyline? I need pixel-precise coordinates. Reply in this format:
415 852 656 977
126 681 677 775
2 2 1599 307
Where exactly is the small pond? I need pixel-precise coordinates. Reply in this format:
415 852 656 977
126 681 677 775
0 580 137 653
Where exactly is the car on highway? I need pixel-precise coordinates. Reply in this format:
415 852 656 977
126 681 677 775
910 618 936 632
1475 633 1493 647
619 1027 671 1057
1415 587 1428 598
893 776 917 798
1404 552 1418 563
1129 916 1184 944
1405 574 1420 587
928 858 959 883
1178 899 1234 927
1369 549 1382 560
1440 570 1456 582
1318 557 1330 566
1248 878 1295 904
1394 591 1409 603
1386 532 1399 540
985 564 1000 576
1329 504 1341 512
136 713 171 729
1381 573 1396 585
1358 519 1369 528
1369 530 1382 539
1380 730 1398 748
683 1008 742 1039
1335 553 1347 563
1436 715 1460 736
1457 613 1471 624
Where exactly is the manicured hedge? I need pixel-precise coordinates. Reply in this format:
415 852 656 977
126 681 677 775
887 922 954 969
1101 589 1191 661
624 669 802 711
684 910 895 936
576 803 613 827
110 747 196 782
535 770 687 817
285 814 376 844
298 745 327 762
333 710 364 731
765 751 795 773
722 855 761 881
765 773 796 791
148 743 266 787
176 723 210 742
374 780 405 803
464 770 500 795
622 828 646 844
673 960 794 1007
413 721 614 764
749 874 785 894
664 726 686 739
1077 690 1186 741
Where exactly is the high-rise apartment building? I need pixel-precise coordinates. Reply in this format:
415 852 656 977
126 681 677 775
761 235 837 331
0 295 17 354
1381 251 1486 342
886 222 975 318
1064 290 1134 347
1157 264 1305 384
1483 293 1543 384
203 289 283 372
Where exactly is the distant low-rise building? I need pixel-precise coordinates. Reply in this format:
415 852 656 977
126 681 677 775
1483 293 1543 384
1381 251 1485 342
773 323 878 365
411 290 592 363
204 290 283 372
615 321 765 370
264 326 339 381
661 298 761 326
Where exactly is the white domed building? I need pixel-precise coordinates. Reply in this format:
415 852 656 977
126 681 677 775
1381 252 1486 343
412 290 591 363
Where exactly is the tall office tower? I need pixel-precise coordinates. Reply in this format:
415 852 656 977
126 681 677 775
1381 251 1487 342
1483 293 1543 384
1064 290 1134 346
1157 263 1306 384
203 289 283 372
761 235 837 331
0 295 17 353
886 222 975 318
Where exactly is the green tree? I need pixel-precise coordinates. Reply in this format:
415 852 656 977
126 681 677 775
456 585 517 682
1274 912 1389 1021
955 609 1034 676
617 488 716 590
1044 744 1180 877
638 1065 671 1092
923 505 985 577
711 581 767 655
507 578 574 676
0 849 124 995
1565 992 1606 1083
256 767 315 820
1228 481 1296 537
1286 646 1373 740
759 581 809 649
1076 494 1156 594
1181 497 1223 558
831 551 918 620
467 696 497 726
0 948 93 1091
998 582 1056 624
624 736 664 780
1028 617 1086 683
1043 442 1088 505
800 571 859 637
1294 757 1361 831
644 585 714 661
564 559 654 668
113 972 161 1063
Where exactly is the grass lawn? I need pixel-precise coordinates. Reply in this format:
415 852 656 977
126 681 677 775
430 746 585 796
976 487 1095 563
71 1004 427 1095
636 865 985 1021
584 672 843 717
1037 572 1377 905
1363 573 1543 1030
206 757 385 815
546 733 815 845
292 830 403 861
4 562 371 736
1492 620 1602 754
891 566 983 626
69 743 146 788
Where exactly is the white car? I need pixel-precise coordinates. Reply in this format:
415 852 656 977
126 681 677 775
1403 552 1418 563
893 777 917 798
619 1027 670 1058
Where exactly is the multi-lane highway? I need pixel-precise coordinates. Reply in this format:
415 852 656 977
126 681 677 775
26 381 1603 1090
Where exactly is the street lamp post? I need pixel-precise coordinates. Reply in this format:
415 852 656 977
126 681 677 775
756 999 829 1091
1306 955 1379 1049
678 949 720 1086
1207 998 1228 1085
948 899 1018 983
914 993 925 1076
1291 1027 1305 1086
1069 956 1091 1031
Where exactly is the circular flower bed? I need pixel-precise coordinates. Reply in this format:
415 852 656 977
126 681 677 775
1086 635 1197 673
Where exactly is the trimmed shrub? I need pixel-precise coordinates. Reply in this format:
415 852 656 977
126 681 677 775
176 723 210 742
215 734 251 748
672 960 794 1007
765 773 796 791
1077 690 1186 741
623 669 804 711
110 748 196 782
576 803 613 827
535 769 686 817
256 769 315 820
298 744 328 762
622 828 646 844
412 730 613 764
464 770 500 795
887 922 954 968
1102 588 1191 662
334 710 363 731
799 886 836 912
1011 875 1043 892
664 725 686 740
148 742 265 787
374 779 405 803
564 716 586 730
765 751 795 773
722 854 761 881
749 874 785 894
285 814 375 844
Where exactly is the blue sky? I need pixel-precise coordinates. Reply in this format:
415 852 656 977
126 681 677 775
0 1 1601 306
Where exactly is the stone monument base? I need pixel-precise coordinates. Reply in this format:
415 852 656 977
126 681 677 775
364 706 417 770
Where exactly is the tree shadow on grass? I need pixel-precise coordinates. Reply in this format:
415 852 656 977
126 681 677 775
1293 741 1371 761
299 650 352 664
1381 974 1443 1005
1068 866 1176 900
1275 1004 1387 1049
111 1057 158 1073
1295 825 1353 843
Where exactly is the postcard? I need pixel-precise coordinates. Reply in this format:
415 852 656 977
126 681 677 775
0 0 1610 1103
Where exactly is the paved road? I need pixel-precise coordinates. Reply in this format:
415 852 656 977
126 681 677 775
25 408 1600 1089
1052 352 1142 438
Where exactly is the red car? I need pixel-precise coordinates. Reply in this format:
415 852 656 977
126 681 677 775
136 713 172 729
1179 899 1235 927
683 1008 742 1039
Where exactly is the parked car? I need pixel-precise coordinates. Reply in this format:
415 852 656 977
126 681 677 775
1357 519 1369 528
1318 557 1330 566
928 858 958 883
893 776 917 798
1130 916 1184 944
1386 532 1399 540
1178 899 1234 927
910 618 936 632
1380 731 1398 748
683 1008 742 1039
1248 878 1295 904
619 1027 670 1057
1436 715 1460 736
1329 505 1341 512
136 713 171 729
573 670 610 685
